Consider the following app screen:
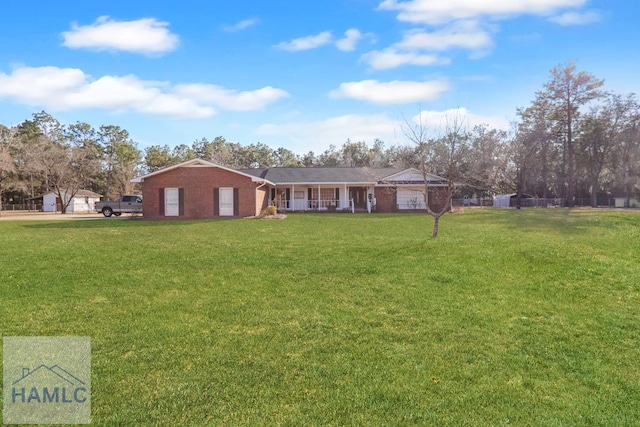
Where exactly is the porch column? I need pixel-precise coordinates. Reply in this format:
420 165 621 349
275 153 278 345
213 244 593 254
291 184 295 210
318 184 321 209
343 184 347 209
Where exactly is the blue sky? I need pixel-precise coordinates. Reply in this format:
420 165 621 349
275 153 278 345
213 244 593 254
0 0 637 154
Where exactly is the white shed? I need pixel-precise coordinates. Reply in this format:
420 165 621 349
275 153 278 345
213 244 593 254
493 193 535 208
493 194 514 208
42 190 102 213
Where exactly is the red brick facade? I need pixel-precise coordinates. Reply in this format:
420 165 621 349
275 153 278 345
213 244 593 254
141 166 268 220
135 161 449 219
374 187 396 213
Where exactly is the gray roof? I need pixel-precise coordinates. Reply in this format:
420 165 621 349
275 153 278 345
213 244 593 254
238 167 405 184
74 189 102 197
43 189 102 197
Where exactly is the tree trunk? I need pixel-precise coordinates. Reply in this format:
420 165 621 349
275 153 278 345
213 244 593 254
590 178 598 207
515 167 524 209
432 214 440 238
567 142 574 207
566 102 575 207
542 144 549 199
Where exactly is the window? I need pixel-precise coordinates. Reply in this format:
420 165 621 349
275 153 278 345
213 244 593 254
310 188 338 200
165 188 180 216
218 187 234 216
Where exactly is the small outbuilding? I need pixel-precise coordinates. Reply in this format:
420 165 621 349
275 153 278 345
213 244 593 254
493 193 534 208
42 190 102 213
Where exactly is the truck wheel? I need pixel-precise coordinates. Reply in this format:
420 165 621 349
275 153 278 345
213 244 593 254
102 207 113 217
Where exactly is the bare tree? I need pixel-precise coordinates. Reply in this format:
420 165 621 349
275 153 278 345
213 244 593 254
465 124 510 197
28 120 102 214
402 111 467 238
32 144 72 214
0 125 17 216
609 95 640 206
576 93 628 206
540 60 604 207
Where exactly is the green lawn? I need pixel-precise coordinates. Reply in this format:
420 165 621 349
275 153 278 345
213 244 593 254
1 210 640 425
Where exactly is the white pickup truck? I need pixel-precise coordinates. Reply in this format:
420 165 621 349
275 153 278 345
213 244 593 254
95 195 143 217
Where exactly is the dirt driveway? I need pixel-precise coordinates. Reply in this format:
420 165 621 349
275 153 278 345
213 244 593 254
0 211 137 221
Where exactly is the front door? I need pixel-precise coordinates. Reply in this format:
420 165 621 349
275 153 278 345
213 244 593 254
219 187 234 216
349 187 367 209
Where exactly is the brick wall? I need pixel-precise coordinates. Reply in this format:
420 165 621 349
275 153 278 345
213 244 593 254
256 185 269 214
374 187 396 212
142 166 263 220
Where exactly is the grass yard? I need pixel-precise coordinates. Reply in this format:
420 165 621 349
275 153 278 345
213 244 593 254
1 209 640 425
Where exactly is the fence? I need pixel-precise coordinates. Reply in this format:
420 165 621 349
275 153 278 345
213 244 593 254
1 203 42 211
453 197 623 208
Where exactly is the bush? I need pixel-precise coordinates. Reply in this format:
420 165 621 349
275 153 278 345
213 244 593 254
262 205 277 216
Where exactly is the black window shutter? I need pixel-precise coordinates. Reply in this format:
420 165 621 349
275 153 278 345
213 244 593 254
233 188 239 216
308 188 312 200
335 188 339 200
159 188 165 216
179 188 184 216
213 188 219 216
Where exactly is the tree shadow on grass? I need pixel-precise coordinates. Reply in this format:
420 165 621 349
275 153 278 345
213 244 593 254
20 218 238 230
482 208 608 235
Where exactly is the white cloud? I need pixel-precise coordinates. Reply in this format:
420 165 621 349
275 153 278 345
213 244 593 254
257 114 400 151
275 31 333 51
62 16 179 55
223 18 260 32
414 107 510 132
329 79 450 105
378 0 587 25
336 29 363 51
361 21 491 69
0 66 289 118
550 10 601 25
361 49 449 70
174 84 289 110
396 21 493 52
256 109 510 152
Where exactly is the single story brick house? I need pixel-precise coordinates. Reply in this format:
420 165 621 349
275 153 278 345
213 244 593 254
132 158 448 220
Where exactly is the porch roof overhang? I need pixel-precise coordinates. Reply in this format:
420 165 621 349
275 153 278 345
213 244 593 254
273 181 376 186
239 167 405 186
376 182 448 187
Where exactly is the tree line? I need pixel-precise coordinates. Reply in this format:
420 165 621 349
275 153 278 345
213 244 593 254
1 60 639 212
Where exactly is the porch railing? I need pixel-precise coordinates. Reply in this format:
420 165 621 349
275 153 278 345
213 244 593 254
270 199 341 211
271 199 290 210
308 199 339 210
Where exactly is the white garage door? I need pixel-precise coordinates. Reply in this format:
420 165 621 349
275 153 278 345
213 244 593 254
396 188 425 209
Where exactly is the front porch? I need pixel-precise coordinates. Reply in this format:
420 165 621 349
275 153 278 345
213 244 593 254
269 185 376 212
